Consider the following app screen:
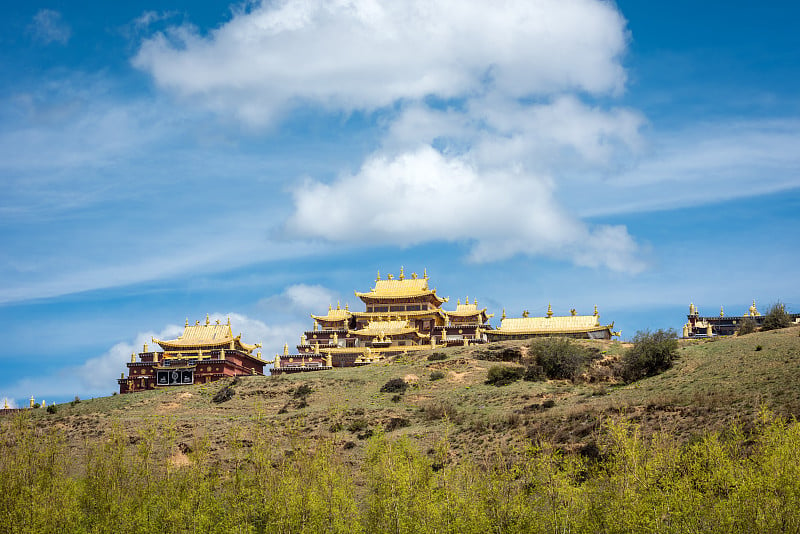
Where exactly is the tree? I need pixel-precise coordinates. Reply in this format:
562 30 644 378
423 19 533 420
621 328 679 382
761 302 791 331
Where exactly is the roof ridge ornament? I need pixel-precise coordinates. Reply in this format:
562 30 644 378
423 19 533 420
206 314 210 326
399 266 404 280
546 303 553 318
594 305 599 316
376 270 381 282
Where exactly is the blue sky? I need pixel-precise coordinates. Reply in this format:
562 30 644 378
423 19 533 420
1 0 799 407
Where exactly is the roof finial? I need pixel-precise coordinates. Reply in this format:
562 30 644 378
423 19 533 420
411 272 418 280
337 301 341 310
523 310 530 318
376 270 381 281
457 298 461 305
345 303 349 311
399 266 404 280
546 303 553 318
423 268 428 279
474 297 478 306
465 295 469 305
501 308 506 320
205 314 210 325
227 316 231 325
328 303 332 312
720 306 725 317
131 353 135 363
185 317 189 327
594 305 598 316
570 308 577 316
283 343 289 356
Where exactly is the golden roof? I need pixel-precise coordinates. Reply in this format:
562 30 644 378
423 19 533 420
355 269 447 303
349 320 429 338
496 314 609 334
445 297 492 318
153 316 258 353
311 303 352 322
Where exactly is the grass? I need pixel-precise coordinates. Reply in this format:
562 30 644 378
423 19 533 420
15 326 800 468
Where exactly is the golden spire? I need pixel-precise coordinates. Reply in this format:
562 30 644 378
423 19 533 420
457 298 461 305
337 301 341 310
376 270 381 281
465 295 469 305
345 303 349 311
131 353 135 363
399 266 405 280
594 305 599 316
283 343 289 356
205 314 210 325
227 316 231 325
387 273 394 280
143 343 148 352
423 268 428 279
501 308 506 320
474 297 477 306
546 304 553 318
328 303 332 312
720 306 725 317
412 272 418 280
185 318 189 327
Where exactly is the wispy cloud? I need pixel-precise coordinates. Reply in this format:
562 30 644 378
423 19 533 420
29 9 71 46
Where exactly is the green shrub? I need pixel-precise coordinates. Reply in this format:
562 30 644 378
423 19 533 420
762 302 791 331
485 365 524 386
429 371 445 381
737 318 757 335
380 378 408 393
755 345 763 352
347 419 369 432
46 404 57 414
294 384 313 397
427 352 447 361
528 337 595 381
621 328 679 382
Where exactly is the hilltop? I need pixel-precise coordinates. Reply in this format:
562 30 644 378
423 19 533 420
18 325 800 470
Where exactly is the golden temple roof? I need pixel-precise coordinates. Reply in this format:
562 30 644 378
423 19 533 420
349 320 429 338
445 297 493 318
495 313 610 334
311 303 352 322
153 316 258 353
355 268 447 303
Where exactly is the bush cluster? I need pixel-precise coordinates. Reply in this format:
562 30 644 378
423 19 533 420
621 328 679 382
527 338 596 382
737 318 758 335
761 302 792 331
485 365 525 386
429 371 445 381
426 352 447 361
2 411 799 532
380 378 408 394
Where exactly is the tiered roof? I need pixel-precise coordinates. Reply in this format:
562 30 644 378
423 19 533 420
445 297 493 322
349 319 429 338
311 303 352 322
355 268 447 304
153 316 259 354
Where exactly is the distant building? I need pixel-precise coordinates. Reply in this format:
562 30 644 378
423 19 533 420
486 304 618 341
273 268 492 374
118 316 265 394
682 300 800 338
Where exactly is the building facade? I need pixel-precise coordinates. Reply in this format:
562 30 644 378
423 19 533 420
273 268 492 374
118 316 266 394
681 300 799 338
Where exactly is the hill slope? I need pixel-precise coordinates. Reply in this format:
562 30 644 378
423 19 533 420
18 325 800 468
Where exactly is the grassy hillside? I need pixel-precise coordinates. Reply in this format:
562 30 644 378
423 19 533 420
17 325 800 469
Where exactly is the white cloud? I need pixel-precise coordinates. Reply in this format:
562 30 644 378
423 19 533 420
29 9 71 45
283 284 338 311
134 0 628 124
287 146 645 272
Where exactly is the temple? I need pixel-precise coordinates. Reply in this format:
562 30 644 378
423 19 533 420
118 316 266 394
486 304 618 341
273 268 492 374
682 300 799 338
